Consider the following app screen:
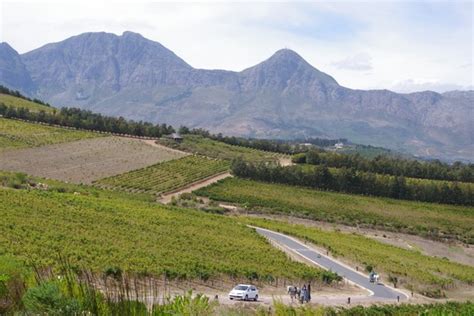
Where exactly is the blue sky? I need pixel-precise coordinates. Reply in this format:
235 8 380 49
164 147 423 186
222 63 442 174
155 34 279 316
1 0 472 92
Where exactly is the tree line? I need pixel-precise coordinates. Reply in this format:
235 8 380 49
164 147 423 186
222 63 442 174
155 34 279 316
293 150 474 183
231 159 473 206
178 126 344 155
0 85 51 107
0 105 175 138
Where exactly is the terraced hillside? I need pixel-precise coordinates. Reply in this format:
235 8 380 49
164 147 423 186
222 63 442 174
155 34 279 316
97 155 230 195
197 178 474 243
0 136 185 183
0 117 100 151
0 185 324 282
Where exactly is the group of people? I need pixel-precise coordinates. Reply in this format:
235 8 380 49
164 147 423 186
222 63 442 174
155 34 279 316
287 284 311 303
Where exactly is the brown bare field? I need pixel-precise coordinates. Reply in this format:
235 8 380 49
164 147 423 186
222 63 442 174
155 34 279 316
0 136 186 184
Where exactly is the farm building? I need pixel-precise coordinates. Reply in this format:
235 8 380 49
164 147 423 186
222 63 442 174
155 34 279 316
168 133 183 142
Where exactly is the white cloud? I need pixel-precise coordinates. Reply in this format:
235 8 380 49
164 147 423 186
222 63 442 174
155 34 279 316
390 79 474 94
332 53 372 71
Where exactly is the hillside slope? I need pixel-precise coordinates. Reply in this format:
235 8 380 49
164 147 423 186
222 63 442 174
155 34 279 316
0 185 318 281
0 31 472 161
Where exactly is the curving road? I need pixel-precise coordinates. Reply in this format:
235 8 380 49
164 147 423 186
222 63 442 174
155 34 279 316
255 227 408 302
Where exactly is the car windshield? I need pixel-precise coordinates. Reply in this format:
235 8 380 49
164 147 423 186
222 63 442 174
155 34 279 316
234 285 248 291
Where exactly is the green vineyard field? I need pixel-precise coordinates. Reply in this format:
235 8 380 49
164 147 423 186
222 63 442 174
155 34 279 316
196 178 474 243
0 186 324 282
96 155 230 195
0 93 54 113
160 134 284 162
0 118 101 151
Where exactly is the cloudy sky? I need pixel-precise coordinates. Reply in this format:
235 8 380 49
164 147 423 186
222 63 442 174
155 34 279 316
1 0 472 92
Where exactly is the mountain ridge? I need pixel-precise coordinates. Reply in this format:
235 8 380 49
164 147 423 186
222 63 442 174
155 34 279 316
0 31 472 162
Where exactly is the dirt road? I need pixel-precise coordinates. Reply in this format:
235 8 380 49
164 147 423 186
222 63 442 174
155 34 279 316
141 139 189 155
159 172 232 204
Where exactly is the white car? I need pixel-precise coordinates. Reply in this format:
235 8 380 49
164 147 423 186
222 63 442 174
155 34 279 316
369 272 380 283
228 284 259 301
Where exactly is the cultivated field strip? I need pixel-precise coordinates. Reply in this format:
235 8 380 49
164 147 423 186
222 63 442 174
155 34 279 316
0 136 186 184
197 178 474 244
161 134 285 162
96 155 230 195
0 187 321 281
0 93 54 113
0 117 100 151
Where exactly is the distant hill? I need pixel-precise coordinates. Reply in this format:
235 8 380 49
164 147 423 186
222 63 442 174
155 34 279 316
0 31 472 162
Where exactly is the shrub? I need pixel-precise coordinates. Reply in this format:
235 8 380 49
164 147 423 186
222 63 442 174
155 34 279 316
103 266 123 280
0 255 28 313
22 281 80 315
152 291 216 316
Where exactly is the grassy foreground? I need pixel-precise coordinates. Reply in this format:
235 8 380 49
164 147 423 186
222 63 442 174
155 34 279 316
0 184 324 282
196 178 474 243
96 155 230 195
239 217 474 293
1 257 471 316
0 118 100 151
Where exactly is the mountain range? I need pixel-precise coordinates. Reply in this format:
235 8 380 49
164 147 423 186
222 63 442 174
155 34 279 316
0 31 472 162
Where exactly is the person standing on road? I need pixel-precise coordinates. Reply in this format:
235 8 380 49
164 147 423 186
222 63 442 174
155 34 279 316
288 286 297 302
300 285 307 303
307 284 311 302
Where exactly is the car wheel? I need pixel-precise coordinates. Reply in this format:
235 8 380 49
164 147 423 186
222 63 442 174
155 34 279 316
254 294 258 301
245 295 248 301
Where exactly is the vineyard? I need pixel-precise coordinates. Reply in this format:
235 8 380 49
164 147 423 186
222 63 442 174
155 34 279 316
269 301 474 316
96 155 230 195
159 134 284 162
196 178 474 243
0 170 155 203
0 93 54 113
0 186 325 282
240 217 474 292
0 117 100 151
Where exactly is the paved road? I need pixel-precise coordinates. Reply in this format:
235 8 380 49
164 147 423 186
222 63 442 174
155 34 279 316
255 227 408 302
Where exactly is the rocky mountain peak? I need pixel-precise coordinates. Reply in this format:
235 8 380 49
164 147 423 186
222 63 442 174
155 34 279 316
0 42 35 94
121 31 144 38
269 48 305 62
0 42 15 53
239 48 339 91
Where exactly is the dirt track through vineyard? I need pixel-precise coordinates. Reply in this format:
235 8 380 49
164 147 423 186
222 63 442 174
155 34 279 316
158 156 292 203
159 172 232 204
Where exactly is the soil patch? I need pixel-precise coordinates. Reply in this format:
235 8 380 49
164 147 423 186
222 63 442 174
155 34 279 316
0 136 185 183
